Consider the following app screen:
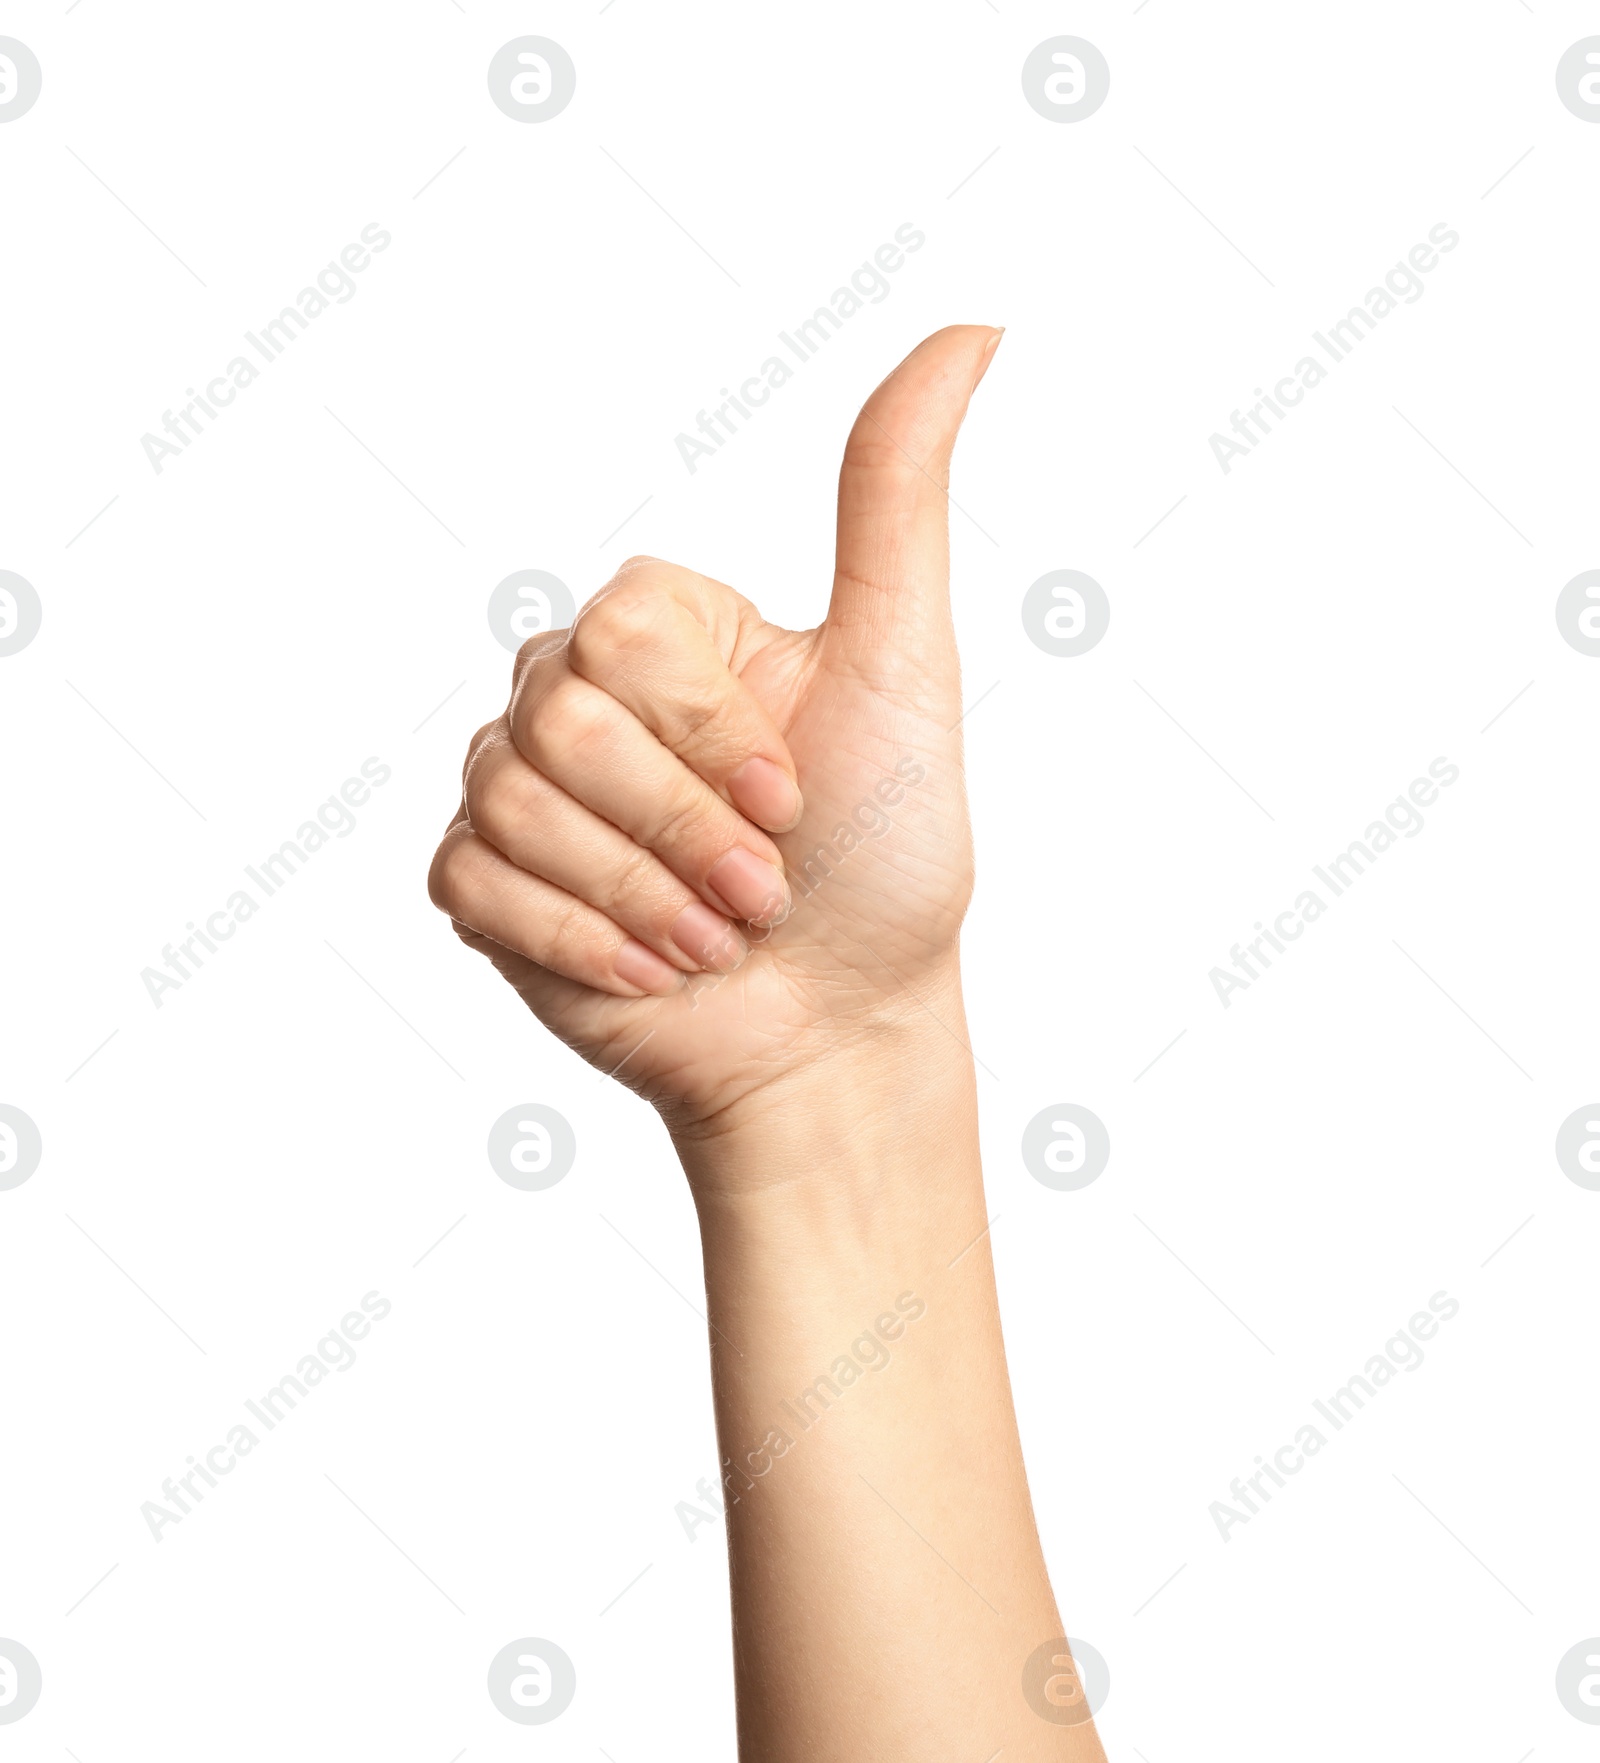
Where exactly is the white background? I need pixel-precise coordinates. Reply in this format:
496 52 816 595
2 3 1597 1757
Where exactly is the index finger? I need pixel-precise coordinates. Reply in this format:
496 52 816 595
564 557 803 833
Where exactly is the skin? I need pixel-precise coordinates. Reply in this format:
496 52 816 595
431 326 1108 1759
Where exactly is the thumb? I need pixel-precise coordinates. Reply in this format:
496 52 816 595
825 324 1002 683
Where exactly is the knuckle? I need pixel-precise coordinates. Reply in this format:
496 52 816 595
449 916 479 949
461 718 506 786
429 832 485 915
638 790 712 853
542 895 594 971
512 634 567 700
571 588 670 674
605 854 668 923
466 754 541 839
515 629 568 670
507 648 563 729
524 676 617 762
665 689 731 753
840 432 929 493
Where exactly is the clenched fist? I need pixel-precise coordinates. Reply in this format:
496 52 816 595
429 326 1001 1135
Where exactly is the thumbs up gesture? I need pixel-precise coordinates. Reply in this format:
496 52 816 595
430 326 1002 1132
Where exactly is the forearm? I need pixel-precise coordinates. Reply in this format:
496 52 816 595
677 984 1107 1761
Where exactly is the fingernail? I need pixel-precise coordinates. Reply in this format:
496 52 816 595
727 756 802 832
706 848 791 927
671 902 748 972
615 939 685 996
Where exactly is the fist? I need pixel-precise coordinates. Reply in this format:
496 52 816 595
429 326 1001 1130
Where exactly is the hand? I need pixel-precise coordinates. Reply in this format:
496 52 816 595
428 325 1001 1134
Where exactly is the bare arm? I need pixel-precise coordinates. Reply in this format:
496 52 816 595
430 326 1106 1758
685 1023 1105 1759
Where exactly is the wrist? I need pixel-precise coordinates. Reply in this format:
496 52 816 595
668 966 974 1189
671 971 990 1282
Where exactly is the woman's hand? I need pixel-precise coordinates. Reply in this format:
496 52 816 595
428 325 1001 1135
432 325 1104 1760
